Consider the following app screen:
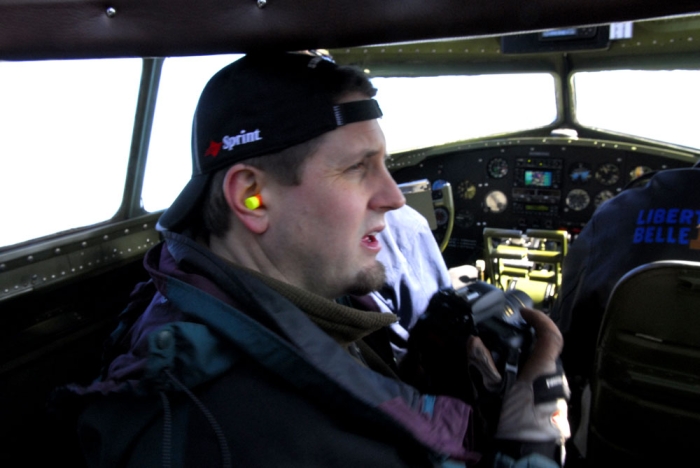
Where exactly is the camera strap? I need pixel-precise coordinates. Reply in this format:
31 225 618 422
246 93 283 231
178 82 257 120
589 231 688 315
503 347 522 396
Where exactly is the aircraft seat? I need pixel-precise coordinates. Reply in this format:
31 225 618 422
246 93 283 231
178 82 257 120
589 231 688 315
587 260 700 464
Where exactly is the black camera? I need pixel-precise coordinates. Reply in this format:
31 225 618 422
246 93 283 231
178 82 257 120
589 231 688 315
398 281 535 444
454 281 534 381
399 280 534 408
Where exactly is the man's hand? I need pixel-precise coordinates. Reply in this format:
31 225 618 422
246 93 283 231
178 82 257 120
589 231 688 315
518 307 564 383
495 307 570 465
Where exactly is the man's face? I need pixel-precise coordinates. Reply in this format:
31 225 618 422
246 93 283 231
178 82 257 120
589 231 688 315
264 102 405 299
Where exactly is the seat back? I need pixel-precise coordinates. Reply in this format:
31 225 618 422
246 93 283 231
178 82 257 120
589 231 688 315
587 260 700 464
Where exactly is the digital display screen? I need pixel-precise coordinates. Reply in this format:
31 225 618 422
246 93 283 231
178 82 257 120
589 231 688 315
524 170 553 187
541 28 579 39
539 27 597 41
525 204 550 212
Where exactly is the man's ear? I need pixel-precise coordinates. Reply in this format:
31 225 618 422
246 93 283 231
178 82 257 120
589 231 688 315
222 164 269 234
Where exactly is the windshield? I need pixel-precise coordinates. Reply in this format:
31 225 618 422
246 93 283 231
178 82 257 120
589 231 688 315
2 55 697 249
573 69 700 150
142 54 243 214
372 74 557 154
143 67 558 214
0 58 142 248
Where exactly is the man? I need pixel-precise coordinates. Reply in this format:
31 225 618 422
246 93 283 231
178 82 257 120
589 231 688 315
549 165 700 457
551 166 700 380
70 52 567 467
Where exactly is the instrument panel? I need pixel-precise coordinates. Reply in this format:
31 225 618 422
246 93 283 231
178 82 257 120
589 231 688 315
388 138 696 267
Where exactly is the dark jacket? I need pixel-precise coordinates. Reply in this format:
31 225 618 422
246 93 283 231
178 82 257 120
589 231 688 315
551 167 700 380
70 230 481 468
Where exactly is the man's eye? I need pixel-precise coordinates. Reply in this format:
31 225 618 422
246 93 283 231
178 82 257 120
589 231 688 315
347 162 366 171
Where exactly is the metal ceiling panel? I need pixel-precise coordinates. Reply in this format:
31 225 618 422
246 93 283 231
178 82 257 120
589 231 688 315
1 0 699 60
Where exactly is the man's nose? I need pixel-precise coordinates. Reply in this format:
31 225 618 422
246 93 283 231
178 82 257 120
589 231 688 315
372 166 406 212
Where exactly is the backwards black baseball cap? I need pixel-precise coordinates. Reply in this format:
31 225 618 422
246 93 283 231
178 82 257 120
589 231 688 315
157 52 383 232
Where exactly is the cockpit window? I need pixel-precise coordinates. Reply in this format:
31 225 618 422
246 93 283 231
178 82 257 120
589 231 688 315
573 70 700 150
372 74 558 154
0 58 142 248
142 67 556 212
142 54 242 214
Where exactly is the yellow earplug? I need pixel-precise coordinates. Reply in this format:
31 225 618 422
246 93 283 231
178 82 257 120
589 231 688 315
244 194 262 210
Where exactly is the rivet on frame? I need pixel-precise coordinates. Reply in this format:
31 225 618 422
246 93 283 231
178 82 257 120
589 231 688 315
257 0 267 8
54 248 61 255
105 7 117 18
27 255 34 263
124 229 130 235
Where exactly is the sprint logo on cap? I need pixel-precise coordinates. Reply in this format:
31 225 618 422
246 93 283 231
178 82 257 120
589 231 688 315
223 129 262 150
204 129 262 158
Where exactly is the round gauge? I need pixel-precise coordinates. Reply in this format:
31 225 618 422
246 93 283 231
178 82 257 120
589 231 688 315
457 180 477 200
565 189 591 211
487 158 509 179
594 190 615 208
595 163 620 186
484 190 508 213
629 165 652 181
455 209 475 229
434 207 449 227
569 163 592 183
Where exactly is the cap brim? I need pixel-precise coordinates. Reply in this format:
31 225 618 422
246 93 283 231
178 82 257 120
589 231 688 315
156 173 212 232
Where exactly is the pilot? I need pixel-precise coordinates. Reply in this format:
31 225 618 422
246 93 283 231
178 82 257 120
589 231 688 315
70 52 568 467
550 164 700 454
